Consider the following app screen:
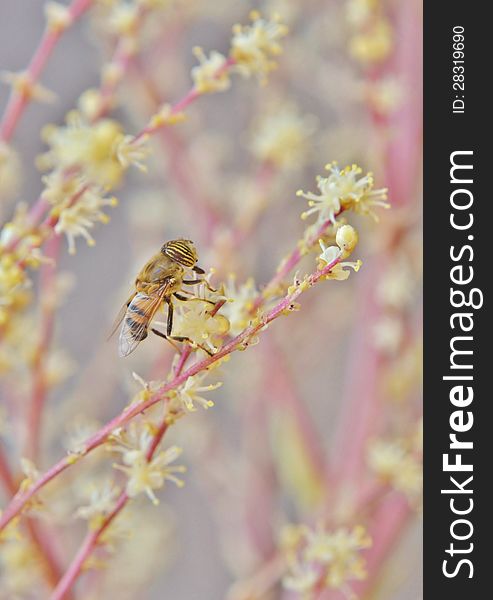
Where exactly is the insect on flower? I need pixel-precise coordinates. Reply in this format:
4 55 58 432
111 239 215 357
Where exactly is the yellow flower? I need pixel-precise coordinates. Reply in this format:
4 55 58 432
282 523 371 595
0 142 21 202
221 276 258 336
146 103 186 131
191 47 231 94
345 0 378 28
44 1 72 32
114 444 186 505
375 258 415 309
173 372 222 412
114 134 150 172
40 116 133 189
350 17 393 65
249 103 315 168
373 316 404 354
172 300 229 353
75 481 121 529
0 534 44 596
1 70 56 103
53 188 118 254
318 241 362 281
231 11 288 82
335 224 358 257
283 562 318 594
107 2 140 36
367 76 404 115
18 458 40 493
41 171 85 206
368 438 422 500
298 162 389 224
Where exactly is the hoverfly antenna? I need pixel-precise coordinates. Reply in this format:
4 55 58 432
161 239 198 267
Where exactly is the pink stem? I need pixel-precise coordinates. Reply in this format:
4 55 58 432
0 0 93 142
263 336 328 481
25 234 62 460
50 492 128 600
0 447 69 594
0 446 17 495
131 56 236 142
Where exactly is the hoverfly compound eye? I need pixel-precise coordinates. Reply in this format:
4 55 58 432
162 239 198 267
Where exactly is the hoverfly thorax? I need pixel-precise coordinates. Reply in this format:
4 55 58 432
161 239 198 268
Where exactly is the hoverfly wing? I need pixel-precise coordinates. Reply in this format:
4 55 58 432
108 293 135 341
118 284 170 357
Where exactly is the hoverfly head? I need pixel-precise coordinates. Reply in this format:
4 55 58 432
161 239 198 268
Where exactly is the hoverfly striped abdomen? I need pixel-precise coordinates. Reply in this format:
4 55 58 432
125 302 148 342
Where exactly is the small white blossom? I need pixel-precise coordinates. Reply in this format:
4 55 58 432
173 372 222 412
221 276 258 336
298 162 389 224
114 134 149 172
282 523 372 595
250 104 315 168
1 70 56 103
318 240 362 281
368 438 422 500
0 142 21 201
54 188 118 254
44 2 73 32
39 117 129 189
373 315 404 354
172 300 229 353
75 481 121 526
112 423 186 505
231 12 288 82
191 48 231 94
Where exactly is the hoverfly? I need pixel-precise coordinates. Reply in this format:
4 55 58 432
112 239 213 357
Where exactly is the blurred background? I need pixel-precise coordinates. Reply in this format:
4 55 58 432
0 1 422 598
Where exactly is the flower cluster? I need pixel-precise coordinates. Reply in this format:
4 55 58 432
39 116 143 188
220 276 258 336
191 48 231 94
36 114 147 254
367 435 422 501
298 162 389 224
75 481 121 529
231 11 288 82
249 103 315 168
281 523 372 596
0 142 20 202
111 422 186 505
171 371 222 412
345 0 394 65
171 300 230 354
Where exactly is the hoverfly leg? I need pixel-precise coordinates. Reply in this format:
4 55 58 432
150 328 182 353
174 292 215 306
166 298 174 336
170 335 214 357
183 277 217 294
182 279 203 285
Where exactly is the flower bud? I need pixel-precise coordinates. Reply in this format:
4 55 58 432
336 224 358 257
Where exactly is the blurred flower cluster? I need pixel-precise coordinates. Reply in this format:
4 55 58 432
0 0 422 599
